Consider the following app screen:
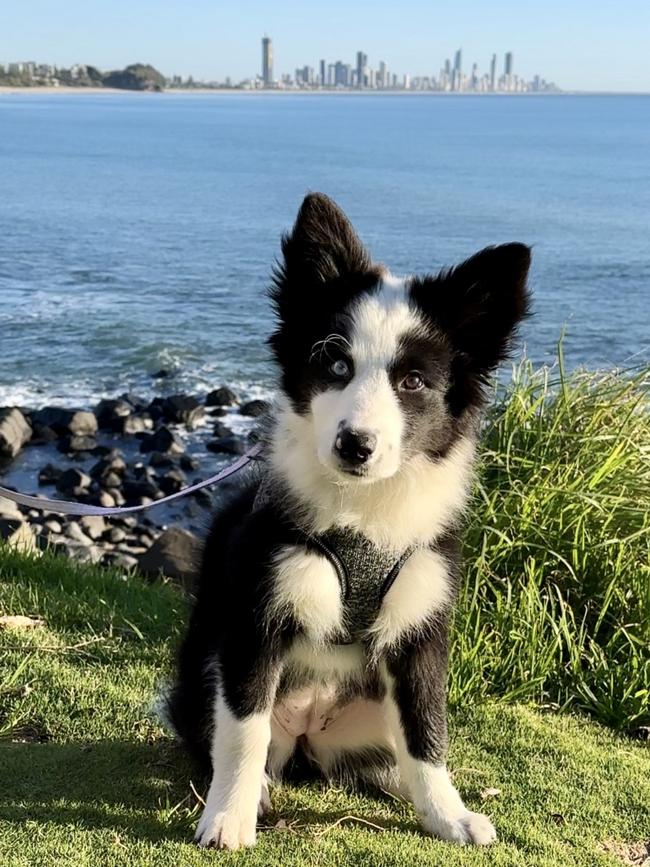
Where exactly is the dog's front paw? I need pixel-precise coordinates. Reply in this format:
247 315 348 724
195 805 257 850
422 810 496 846
258 775 272 818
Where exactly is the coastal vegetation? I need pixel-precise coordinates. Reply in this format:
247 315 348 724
0 62 166 91
0 358 648 865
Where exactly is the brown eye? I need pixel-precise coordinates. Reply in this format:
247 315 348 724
401 372 425 391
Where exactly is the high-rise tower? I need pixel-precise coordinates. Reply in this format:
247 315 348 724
490 53 497 90
262 36 273 86
356 51 368 87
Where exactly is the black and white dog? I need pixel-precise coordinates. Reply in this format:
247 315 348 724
169 193 531 849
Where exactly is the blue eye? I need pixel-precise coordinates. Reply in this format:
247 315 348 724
330 359 350 379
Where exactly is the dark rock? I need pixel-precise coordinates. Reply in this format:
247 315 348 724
240 399 271 418
151 368 171 379
31 408 97 437
180 455 200 472
206 435 247 456
38 463 63 486
90 444 114 457
71 451 94 462
138 527 201 587
31 423 59 444
56 469 91 496
161 395 204 429
122 479 163 504
205 386 238 407
57 434 98 454
134 522 156 537
0 407 32 458
119 393 147 412
206 406 227 417
90 454 127 484
131 464 158 483
212 422 233 438
159 468 187 496
107 527 126 544
139 426 185 456
149 451 175 469
95 398 133 430
147 397 166 423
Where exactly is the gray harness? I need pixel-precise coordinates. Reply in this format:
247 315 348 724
254 474 416 644
297 527 416 644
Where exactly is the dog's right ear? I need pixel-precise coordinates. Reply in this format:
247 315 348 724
271 193 371 310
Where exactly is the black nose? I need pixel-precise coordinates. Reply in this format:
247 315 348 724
334 428 377 466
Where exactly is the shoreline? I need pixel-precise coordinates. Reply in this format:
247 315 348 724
1 85 649 97
0 387 267 575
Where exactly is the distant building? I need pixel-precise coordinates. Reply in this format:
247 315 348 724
262 36 273 85
505 51 513 76
490 53 497 91
356 51 367 88
319 59 326 86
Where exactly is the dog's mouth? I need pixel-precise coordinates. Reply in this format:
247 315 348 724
339 466 368 478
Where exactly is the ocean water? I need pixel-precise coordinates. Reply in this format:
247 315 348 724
0 92 649 411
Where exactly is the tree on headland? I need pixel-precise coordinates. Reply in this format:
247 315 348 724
102 64 166 91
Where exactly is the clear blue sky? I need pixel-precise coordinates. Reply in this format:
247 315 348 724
3 0 649 92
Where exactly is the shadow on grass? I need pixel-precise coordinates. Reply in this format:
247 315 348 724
0 738 197 843
0 738 417 845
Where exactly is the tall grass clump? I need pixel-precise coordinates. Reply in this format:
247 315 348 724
451 351 650 731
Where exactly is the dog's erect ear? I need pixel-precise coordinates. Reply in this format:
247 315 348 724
415 243 531 372
412 243 531 411
272 193 371 300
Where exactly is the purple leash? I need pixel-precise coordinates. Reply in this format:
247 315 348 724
0 443 263 518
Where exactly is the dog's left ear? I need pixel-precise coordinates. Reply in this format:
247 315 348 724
413 243 532 376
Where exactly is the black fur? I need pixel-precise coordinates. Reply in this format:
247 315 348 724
169 192 531 799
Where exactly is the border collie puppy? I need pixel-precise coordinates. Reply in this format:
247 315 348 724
169 193 531 849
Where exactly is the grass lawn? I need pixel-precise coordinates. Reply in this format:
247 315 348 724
1 546 648 867
1 360 649 865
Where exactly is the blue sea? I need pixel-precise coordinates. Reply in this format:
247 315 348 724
1 92 649 411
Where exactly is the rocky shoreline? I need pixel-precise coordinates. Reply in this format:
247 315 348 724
0 383 270 585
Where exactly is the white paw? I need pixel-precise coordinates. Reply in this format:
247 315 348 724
258 775 272 818
422 810 497 846
194 804 257 850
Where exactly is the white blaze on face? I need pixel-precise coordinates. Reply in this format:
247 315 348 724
311 274 425 482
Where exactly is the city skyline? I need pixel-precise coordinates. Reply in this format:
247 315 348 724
262 39 558 92
2 0 650 92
